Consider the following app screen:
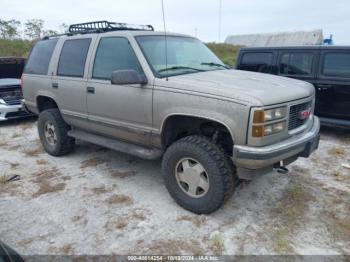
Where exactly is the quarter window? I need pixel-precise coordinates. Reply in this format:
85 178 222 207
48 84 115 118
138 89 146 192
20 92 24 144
280 53 314 76
24 39 58 75
93 37 143 80
57 39 91 77
322 53 350 78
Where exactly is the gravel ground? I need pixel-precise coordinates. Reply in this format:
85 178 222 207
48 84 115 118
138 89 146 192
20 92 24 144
0 119 349 255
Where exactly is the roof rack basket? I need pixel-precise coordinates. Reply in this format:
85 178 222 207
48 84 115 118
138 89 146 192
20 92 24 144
68 21 154 34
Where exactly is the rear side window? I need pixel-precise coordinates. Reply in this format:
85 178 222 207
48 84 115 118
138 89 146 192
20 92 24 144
322 53 350 78
92 37 143 80
240 52 273 73
280 53 314 76
24 39 58 75
57 39 91 77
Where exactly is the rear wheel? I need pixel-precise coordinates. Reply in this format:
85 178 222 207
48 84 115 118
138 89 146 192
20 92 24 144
162 135 236 214
38 109 75 156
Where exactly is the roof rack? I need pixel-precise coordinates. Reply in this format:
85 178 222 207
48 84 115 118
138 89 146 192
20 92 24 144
68 20 154 34
42 21 154 40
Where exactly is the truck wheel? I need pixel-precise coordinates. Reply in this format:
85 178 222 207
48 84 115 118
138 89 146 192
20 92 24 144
38 109 75 156
162 135 235 214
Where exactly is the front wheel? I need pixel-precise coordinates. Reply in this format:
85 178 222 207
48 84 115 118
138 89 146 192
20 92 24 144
38 109 75 156
162 135 235 214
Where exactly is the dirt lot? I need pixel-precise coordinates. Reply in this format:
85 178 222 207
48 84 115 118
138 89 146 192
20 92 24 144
0 119 349 255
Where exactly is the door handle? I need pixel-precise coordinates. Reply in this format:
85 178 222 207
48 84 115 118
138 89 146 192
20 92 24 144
87 86 95 94
52 83 58 89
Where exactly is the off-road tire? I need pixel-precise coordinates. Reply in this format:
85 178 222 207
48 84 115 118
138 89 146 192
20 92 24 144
162 135 236 214
38 109 75 156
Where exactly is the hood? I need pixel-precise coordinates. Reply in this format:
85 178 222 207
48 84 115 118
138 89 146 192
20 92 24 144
160 69 315 106
0 78 21 89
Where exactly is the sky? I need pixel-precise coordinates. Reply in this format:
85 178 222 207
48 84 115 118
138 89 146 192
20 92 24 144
1 0 349 44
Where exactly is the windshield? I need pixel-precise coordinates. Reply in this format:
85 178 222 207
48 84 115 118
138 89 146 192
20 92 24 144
136 35 227 78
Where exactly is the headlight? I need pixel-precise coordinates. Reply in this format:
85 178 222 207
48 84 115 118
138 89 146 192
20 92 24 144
253 107 286 123
252 106 287 137
0 98 5 105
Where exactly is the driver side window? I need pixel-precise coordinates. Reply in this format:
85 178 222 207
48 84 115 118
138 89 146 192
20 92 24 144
92 37 143 80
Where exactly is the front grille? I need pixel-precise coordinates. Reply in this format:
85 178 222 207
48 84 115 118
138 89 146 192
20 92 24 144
3 96 22 105
0 89 23 105
288 101 312 130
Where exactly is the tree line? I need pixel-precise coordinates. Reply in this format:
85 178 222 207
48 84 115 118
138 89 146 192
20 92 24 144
0 18 68 40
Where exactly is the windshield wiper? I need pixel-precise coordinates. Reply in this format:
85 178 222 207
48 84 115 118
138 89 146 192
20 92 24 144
201 62 229 69
158 66 204 73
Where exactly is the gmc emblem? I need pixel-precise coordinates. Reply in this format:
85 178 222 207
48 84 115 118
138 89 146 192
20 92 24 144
299 109 311 120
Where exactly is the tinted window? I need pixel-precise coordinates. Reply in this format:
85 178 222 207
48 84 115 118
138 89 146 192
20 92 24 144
57 39 91 77
242 52 273 65
280 53 313 75
24 39 57 75
240 52 273 73
93 37 143 79
323 53 350 78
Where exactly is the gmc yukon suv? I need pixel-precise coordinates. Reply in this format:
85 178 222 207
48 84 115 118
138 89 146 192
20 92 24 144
23 21 320 213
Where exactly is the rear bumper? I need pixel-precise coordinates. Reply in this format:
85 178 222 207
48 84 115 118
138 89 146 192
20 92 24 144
233 116 320 169
0 101 33 121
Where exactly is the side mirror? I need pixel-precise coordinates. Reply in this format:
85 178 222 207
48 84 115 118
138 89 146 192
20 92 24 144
111 70 147 85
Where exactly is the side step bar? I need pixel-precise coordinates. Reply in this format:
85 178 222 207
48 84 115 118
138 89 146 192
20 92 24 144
68 130 163 160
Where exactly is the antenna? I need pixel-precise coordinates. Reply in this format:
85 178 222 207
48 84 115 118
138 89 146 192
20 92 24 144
161 0 169 81
218 0 222 42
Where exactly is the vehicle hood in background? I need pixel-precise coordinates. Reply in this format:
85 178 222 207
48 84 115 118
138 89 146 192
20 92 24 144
0 78 21 89
159 69 315 106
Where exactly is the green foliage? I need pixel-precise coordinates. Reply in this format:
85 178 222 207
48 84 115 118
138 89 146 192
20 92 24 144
0 19 21 39
206 43 242 67
24 19 44 40
0 39 33 57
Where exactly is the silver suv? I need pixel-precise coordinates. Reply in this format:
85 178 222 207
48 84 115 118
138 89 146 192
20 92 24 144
23 21 320 213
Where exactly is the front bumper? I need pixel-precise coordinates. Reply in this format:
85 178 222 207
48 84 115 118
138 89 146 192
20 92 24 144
0 102 33 121
233 116 320 169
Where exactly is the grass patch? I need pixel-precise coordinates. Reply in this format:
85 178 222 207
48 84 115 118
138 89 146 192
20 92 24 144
60 244 73 255
328 147 346 157
0 139 8 147
209 233 225 255
145 239 203 255
0 175 8 184
273 228 294 254
32 181 65 198
91 186 112 195
11 133 21 138
0 39 33 57
107 194 133 206
176 215 206 228
109 169 137 178
206 43 241 67
80 157 109 169
22 143 44 157
116 218 128 229
36 159 49 165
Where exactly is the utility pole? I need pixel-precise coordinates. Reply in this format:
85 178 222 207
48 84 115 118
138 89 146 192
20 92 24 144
218 0 222 43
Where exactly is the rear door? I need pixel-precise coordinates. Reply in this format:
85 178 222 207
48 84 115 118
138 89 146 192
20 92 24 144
51 37 94 127
237 51 276 74
316 50 350 120
277 50 318 84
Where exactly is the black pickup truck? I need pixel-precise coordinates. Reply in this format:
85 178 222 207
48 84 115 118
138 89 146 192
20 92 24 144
236 46 350 128
0 57 32 121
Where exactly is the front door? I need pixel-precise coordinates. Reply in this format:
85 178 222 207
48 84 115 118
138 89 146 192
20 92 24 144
86 36 153 145
315 50 350 121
